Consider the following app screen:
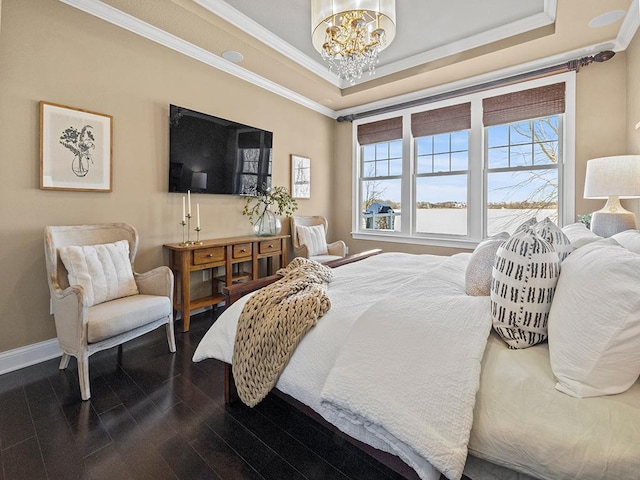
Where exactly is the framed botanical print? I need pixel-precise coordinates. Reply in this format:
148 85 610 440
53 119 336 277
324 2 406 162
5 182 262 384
291 154 310 199
40 101 113 191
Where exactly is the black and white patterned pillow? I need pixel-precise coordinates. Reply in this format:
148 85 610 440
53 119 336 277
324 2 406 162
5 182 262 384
534 217 573 261
490 227 561 349
514 217 537 233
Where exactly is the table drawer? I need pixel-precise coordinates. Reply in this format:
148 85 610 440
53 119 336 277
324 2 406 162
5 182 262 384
233 243 252 259
193 247 224 265
259 239 281 254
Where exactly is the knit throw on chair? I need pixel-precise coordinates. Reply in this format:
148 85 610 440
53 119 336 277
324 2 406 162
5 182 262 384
232 257 333 407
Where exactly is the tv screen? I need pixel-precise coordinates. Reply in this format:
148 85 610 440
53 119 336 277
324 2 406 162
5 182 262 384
169 105 272 195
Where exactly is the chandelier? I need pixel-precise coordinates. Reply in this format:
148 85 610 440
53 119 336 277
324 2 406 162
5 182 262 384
311 0 396 85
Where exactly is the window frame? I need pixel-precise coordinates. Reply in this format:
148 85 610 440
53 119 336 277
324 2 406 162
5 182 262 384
351 73 576 248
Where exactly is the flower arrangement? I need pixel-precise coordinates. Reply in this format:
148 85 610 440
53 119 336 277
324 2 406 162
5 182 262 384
243 186 298 235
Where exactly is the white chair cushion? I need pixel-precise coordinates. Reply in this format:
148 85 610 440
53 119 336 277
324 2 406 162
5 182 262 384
296 224 328 256
59 240 139 307
534 217 573 262
561 222 602 249
88 294 170 343
548 238 640 397
490 227 560 349
465 232 509 296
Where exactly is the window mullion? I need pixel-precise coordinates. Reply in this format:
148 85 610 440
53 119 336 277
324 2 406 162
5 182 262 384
468 97 484 240
402 114 412 236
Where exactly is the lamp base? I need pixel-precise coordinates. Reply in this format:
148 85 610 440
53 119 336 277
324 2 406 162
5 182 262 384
590 196 637 237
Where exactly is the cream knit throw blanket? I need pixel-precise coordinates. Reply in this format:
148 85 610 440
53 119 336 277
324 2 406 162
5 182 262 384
232 257 333 407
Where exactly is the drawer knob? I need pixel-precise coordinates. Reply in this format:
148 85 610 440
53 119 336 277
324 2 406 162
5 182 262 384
268 244 273 248
240 248 246 253
207 253 213 257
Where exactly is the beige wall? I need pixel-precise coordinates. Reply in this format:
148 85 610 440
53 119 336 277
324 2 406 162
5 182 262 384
332 54 630 256
0 0 636 355
0 0 334 352
628 30 640 158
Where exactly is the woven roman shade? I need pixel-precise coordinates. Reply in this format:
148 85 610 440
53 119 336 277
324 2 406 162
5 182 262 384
483 83 565 126
357 117 402 145
411 103 471 137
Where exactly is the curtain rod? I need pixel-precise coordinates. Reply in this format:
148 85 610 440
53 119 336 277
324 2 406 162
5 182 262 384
336 50 615 123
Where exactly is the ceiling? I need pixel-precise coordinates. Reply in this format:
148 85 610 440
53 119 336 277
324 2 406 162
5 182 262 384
215 0 550 84
68 0 638 116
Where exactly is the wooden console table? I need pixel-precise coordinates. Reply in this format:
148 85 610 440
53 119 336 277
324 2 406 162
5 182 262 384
164 234 289 331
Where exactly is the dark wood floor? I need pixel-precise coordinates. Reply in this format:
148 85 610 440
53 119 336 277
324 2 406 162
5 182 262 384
0 310 421 480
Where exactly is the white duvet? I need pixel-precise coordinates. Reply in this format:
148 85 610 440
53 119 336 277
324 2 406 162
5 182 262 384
193 252 489 480
192 252 640 480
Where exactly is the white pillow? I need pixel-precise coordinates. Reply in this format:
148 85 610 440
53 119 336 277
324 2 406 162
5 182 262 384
534 217 573 261
490 227 560 349
548 238 640 397
611 229 640 254
561 222 602 249
59 240 139 307
296 224 328 257
465 232 509 296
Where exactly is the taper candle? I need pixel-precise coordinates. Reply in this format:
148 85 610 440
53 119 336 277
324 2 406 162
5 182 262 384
182 196 186 221
197 204 201 229
187 190 192 215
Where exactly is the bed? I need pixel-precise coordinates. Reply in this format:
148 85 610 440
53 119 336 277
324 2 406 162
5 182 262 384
193 247 640 480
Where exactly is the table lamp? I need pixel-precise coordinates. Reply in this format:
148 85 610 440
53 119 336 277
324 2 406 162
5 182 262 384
584 155 640 237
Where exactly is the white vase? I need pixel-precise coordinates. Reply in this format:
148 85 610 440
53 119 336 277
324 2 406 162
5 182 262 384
253 210 281 236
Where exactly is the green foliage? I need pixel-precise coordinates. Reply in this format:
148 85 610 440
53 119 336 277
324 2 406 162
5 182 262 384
578 213 592 229
242 185 298 225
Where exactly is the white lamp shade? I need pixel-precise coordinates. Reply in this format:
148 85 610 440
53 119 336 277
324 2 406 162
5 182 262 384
311 0 396 53
584 155 640 199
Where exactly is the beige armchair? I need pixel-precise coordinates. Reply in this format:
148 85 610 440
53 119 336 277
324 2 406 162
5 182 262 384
291 215 347 263
44 223 176 400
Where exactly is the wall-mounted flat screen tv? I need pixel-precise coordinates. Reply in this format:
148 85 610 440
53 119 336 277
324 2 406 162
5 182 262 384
168 104 272 195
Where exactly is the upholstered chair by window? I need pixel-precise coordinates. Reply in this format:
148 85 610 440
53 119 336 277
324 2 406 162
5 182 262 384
44 223 176 400
290 216 347 263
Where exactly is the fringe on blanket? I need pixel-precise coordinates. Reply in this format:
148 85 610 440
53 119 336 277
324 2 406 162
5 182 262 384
232 257 333 407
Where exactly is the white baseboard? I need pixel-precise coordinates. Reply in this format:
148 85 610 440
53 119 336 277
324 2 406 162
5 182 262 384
0 339 62 376
0 308 215 376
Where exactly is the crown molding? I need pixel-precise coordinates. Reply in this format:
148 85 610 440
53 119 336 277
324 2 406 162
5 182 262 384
193 0 345 88
614 0 640 50
58 0 636 121
194 0 557 88
59 0 337 118
372 9 557 82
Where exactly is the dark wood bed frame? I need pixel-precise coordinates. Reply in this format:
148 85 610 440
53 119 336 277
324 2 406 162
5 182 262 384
220 249 429 480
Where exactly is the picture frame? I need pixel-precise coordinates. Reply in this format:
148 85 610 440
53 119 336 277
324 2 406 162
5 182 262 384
291 154 311 199
40 101 113 192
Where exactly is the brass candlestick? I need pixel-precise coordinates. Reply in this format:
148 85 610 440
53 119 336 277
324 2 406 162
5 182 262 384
194 227 203 245
179 220 187 245
180 214 193 245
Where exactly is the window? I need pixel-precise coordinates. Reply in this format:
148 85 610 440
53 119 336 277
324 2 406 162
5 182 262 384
412 103 471 236
235 130 272 195
352 75 575 247
358 117 403 231
486 116 560 235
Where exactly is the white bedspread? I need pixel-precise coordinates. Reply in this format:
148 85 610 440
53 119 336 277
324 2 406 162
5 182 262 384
193 252 486 480
193 251 640 480
320 267 491 480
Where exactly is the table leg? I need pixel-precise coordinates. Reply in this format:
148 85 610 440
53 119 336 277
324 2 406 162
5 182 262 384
179 250 191 332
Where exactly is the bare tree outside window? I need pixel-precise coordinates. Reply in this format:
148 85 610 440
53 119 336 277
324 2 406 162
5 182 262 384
486 115 560 235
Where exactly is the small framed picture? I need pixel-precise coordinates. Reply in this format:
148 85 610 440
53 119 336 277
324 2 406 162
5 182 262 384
291 154 310 199
40 101 113 191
